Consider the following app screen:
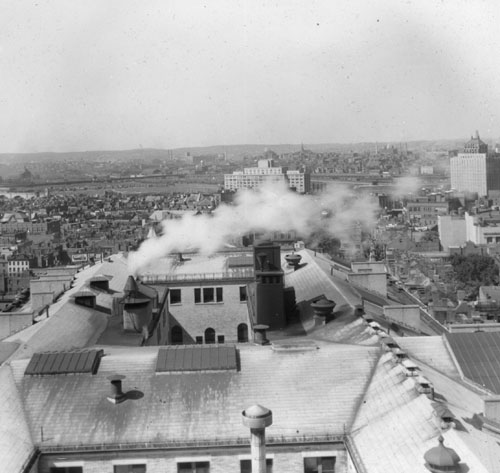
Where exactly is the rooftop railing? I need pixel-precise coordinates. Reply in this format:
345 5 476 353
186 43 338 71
39 433 345 454
141 268 255 284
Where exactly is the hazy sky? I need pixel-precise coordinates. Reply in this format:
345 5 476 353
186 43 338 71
1 0 500 152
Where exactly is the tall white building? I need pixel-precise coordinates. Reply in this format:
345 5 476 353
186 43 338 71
450 131 500 197
224 159 310 193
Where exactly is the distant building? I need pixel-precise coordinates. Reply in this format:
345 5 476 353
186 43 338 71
7 255 29 276
224 159 310 193
438 215 466 251
465 210 500 245
450 131 500 196
406 195 448 228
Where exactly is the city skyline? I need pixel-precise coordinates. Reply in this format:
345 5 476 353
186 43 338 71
1 0 500 153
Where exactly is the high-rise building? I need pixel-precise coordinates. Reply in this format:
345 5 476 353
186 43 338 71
224 159 310 193
450 131 500 196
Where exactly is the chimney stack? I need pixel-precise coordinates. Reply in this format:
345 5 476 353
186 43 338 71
107 374 126 404
242 405 273 473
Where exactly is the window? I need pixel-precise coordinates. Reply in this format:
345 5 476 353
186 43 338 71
240 459 273 473
170 289 182 304
51 468 83 473
205 328 216 344
194 287 223 303
304 456 335 473
239 286 247 302
237 323 249 343
203 288 214 303
196 336 203 344
178 461 210 473
217 335 225 344
114 465 146 473
171 325 183 344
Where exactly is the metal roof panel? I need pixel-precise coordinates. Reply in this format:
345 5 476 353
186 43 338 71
24 350 103 376
155 346 238 372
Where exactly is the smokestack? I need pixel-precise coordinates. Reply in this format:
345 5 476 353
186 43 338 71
107 374 126 404
242 404 273 473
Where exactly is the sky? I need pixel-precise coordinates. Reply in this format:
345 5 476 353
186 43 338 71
1 0 500 153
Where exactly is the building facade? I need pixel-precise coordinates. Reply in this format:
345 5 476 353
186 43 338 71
450 132 500 197
224 159 310 193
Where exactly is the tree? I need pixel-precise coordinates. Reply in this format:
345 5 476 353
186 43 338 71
450 254 499 297
306 230 341 257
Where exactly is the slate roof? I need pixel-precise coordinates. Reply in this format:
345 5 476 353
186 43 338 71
11 342 380 448
284 250 362 329
0 365 35 473
397 336 459 376
351 352 440 472
4 254 132 362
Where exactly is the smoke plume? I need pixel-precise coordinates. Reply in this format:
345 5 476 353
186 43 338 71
128 182 378 275
392 176 421 197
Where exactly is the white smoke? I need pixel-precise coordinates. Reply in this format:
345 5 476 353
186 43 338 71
392 176 421 197
127 182 378 274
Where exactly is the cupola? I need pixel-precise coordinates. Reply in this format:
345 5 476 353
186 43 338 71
424 435 461 472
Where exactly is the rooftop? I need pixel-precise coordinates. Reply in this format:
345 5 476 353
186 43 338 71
10 342 380 449
445 331 500 394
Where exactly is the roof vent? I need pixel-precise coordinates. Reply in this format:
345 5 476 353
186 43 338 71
401 359 420 377
424 435 461 473
311 297 336 326
107 374 126 404
72 290 96 308
433 403 456 430
416 375 434 399
253 325 270 345
381 336 400 351
284 253 302 270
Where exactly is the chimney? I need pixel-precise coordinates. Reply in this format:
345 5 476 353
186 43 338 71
242 405 273 473
253 241 286 329
253 325 269 345
107 374 126 404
